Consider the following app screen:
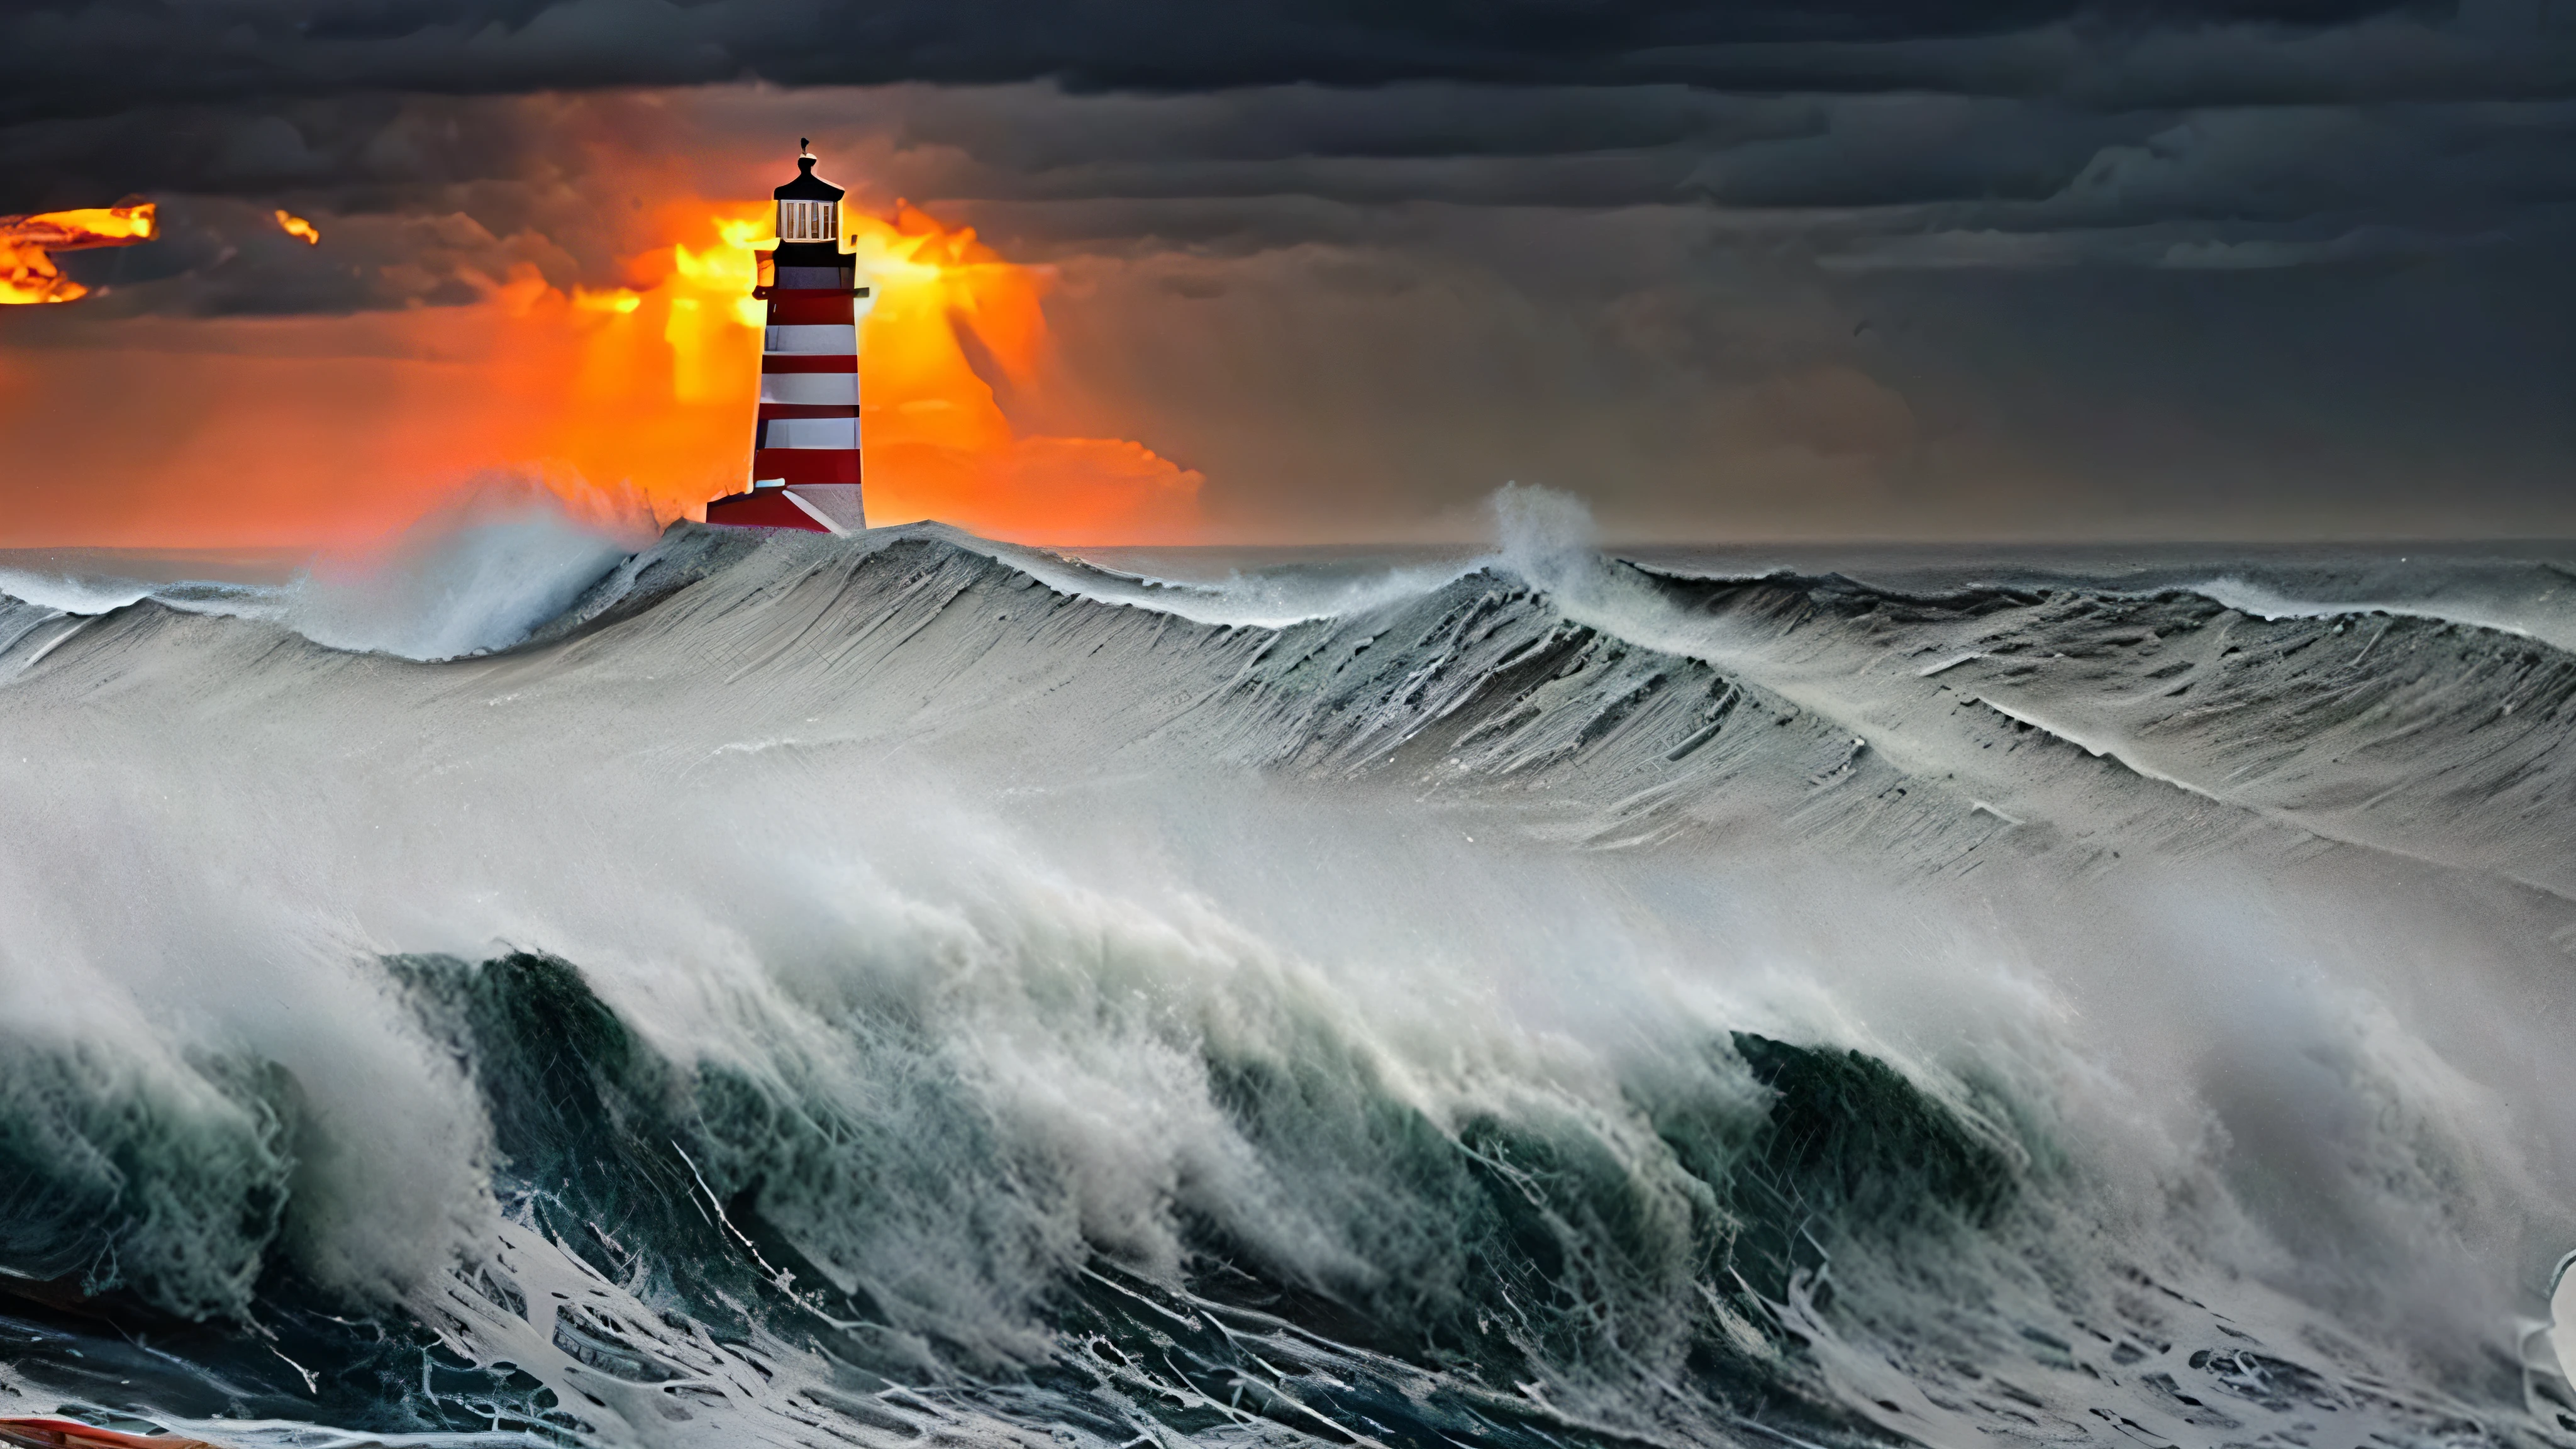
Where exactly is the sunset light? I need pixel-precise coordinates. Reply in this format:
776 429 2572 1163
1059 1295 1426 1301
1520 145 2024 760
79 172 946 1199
0 197 155 304
0 186 1196 547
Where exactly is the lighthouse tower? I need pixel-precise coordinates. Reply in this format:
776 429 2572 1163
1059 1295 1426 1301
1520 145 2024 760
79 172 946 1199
705 142 870 534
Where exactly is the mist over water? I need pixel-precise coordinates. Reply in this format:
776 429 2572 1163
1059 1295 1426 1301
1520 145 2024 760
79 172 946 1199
5 493 2576 1449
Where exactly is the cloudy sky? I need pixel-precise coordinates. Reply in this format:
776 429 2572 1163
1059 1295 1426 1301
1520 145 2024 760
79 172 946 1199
2 0 2571 545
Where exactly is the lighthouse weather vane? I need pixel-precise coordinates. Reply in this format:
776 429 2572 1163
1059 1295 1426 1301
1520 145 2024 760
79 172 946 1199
704 142 871 535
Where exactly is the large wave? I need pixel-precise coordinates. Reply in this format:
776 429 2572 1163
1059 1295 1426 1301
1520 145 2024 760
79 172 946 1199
4 502 2575 1449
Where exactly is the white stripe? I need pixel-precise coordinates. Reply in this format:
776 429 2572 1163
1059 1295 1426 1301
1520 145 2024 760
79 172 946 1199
759 372 860 405
764 325 857 355
762 417 860 449
786 484 867 533
782 489 850 536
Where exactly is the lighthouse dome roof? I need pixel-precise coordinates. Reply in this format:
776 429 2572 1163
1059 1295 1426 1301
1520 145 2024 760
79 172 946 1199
775 153 845 203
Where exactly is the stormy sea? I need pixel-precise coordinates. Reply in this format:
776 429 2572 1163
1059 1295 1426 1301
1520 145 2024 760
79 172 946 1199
7 489 2576 1449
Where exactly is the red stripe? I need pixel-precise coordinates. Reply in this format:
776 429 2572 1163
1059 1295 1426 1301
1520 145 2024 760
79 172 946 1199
765 295 855 325
757 404 862 419
759 355 858 374
752 448 863 484
706 490 833 533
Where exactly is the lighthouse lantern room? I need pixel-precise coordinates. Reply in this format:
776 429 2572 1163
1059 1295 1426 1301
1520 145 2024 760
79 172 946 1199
705 142 871 535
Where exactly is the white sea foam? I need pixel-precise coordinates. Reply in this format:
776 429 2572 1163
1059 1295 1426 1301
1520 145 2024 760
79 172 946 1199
0 567 157 616
2194 570 2576 657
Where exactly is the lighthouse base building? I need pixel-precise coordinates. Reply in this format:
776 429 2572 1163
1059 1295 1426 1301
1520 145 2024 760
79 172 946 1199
707 146 869 535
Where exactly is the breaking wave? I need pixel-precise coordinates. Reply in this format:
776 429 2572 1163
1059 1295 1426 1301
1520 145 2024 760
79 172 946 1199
5 500 2576 1449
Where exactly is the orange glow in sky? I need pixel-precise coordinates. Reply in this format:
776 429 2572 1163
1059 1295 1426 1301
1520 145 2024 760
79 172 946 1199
0 191 1199 547
0 199 157 305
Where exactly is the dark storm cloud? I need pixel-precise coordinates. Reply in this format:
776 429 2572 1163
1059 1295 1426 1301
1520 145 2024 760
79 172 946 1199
3 0 2569 280
799 84 2576 285
0 0 2502 130
16 91 698 316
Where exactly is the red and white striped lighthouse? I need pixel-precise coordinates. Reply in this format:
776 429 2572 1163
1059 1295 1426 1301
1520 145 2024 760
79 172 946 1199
706 142 870 534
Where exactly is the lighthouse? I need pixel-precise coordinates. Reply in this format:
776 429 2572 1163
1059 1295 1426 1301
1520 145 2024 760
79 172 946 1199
705 142 870 534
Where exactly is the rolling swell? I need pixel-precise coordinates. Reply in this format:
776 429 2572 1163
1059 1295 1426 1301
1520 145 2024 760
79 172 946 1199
13 524 2570 880
1599 565 2576 893
540 526 2576 886
1 523 2572 1448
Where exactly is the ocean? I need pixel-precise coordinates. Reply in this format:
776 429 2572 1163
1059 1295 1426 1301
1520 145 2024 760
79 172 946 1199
5 491 2576 1449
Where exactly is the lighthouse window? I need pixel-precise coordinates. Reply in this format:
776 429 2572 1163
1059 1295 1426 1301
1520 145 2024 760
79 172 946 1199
779 199 836 242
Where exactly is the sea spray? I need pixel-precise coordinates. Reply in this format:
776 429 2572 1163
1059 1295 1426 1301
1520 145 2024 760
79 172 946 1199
283 482 650 660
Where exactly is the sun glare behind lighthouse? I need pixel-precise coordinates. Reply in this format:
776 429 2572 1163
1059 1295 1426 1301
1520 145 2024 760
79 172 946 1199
657 184 1198 540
